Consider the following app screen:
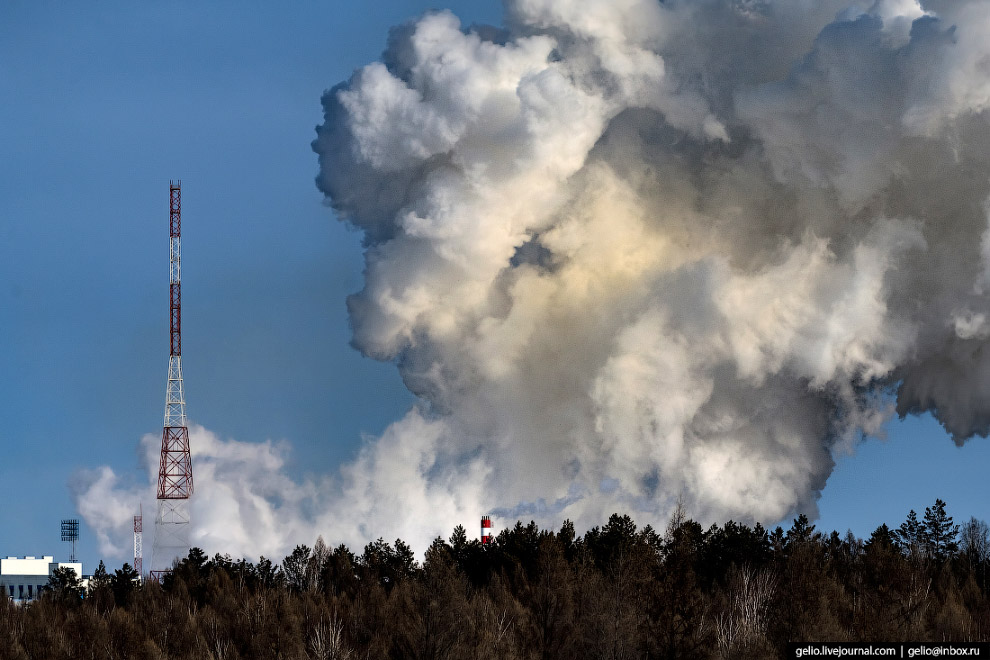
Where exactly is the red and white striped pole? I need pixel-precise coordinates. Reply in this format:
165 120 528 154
481 515 493 545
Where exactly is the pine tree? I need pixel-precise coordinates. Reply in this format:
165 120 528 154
922 499 959 563
256 555 283 589
45 565 84 603
447 524 468 570
282 544 311 593
894 510 923 557
110 563 139 607
89 560 110 591
865 524 896 552
785 514 817 548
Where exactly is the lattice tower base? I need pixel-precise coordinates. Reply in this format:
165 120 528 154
152 498 191 573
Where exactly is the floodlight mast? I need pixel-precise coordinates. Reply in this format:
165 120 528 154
61 519 79 562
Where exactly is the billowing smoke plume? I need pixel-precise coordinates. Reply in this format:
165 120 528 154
313 0 990 525
76 0 990 560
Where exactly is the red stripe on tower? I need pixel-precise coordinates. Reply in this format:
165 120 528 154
481 515 493 545
152 181 194 579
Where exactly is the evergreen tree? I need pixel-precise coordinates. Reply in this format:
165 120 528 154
393 539 416 579
922 499 959 562
785 514 817 548
110 563 140 607
448 524 468 566
894 510 923 556
865 524 896 552
321 544 358 597
86 559 114 612
282 544 311 593
166 547 210 603
89 560 110 592
360 538 417 590
256 555 282 589
558 519 576 549
769 526 786 558
45 565 84 603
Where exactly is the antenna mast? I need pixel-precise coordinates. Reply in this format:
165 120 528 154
152 181 193 578
134 505 143 577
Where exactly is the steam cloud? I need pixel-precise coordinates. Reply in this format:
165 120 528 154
76 0 990 560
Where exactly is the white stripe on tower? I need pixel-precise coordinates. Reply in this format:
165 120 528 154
481 515 493 544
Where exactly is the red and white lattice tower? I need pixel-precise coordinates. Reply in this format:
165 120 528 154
152 181 194 578
133 506 143 577
481 515 493 545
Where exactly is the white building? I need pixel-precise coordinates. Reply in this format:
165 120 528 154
0 556 85 603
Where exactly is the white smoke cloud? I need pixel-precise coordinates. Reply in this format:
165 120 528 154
73 417 487 561
75 0 990 559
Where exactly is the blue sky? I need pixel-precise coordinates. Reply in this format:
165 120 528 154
1 1 988 572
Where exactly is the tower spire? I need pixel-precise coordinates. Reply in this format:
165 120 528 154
152 181 193 578
134 505 143 578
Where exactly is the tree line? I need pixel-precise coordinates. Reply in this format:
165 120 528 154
1 498 989 659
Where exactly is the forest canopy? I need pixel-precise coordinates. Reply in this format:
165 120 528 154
3 500 989 659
